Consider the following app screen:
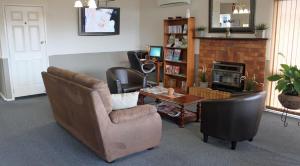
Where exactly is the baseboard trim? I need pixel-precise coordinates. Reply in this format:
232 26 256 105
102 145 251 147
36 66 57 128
266 109 300 120
0 92 14 101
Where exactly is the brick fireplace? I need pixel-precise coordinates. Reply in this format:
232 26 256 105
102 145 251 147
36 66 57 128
198 37 268 86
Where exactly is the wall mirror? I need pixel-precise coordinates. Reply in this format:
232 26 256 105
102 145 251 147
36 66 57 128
209 0 256 33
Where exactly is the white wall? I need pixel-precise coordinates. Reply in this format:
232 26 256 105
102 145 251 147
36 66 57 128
0 0 141 57
47 0 141 55
139 0 274 58
0 0 141 100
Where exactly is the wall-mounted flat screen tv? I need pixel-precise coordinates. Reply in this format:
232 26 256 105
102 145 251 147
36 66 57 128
79 7 120 36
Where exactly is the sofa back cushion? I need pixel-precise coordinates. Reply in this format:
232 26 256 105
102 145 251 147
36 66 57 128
47 66 112 113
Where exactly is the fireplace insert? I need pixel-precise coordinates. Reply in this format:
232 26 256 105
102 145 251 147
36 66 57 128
211 61 245 93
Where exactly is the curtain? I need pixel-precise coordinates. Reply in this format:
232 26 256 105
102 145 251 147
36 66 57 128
268 0 300 113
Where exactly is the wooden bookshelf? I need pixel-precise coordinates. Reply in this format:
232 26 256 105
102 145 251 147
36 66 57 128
163 17 195 91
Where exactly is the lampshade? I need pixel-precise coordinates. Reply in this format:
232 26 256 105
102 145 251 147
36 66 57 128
88 0 97 8
243 8 250 14
74 0 83 8
233 9 239 14
239 8 244 14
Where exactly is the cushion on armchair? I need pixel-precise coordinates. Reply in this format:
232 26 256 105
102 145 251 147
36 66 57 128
109 105 157 124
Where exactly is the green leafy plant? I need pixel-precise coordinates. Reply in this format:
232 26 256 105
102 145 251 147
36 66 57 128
268 64 300 96
196 26 206 31
255 24 268 30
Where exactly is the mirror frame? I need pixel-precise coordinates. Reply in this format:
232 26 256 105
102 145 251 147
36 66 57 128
208 0 256 33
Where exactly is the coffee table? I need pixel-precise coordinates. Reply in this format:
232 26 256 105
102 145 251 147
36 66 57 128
139 89 204 128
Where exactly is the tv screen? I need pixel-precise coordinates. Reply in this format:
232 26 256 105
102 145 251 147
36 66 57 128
149 46 163 60
79 7 120 36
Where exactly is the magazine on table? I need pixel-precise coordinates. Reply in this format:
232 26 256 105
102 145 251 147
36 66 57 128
157 102 181 117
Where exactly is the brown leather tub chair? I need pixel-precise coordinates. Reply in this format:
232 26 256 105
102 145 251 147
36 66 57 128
42 67 162 162
201 91 266 150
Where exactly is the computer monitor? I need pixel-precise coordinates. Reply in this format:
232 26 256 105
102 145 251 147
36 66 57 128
149 46 163 61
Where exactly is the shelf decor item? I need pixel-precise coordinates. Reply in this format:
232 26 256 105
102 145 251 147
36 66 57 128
196 26 206 37
255 23 268 38
199 65 208 88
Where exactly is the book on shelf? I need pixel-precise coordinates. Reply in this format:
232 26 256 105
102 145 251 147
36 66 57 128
173 49 181 61
182 24 188 34
166 65 173 74
166 65 180 75
165 49 174 60
173 66 180 75
168 25 184 34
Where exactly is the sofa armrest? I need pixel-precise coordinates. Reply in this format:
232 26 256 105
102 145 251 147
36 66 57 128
109 105 157 124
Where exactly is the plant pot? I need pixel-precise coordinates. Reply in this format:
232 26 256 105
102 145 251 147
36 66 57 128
199 31 205 37
196 31 205 37
199 82 208 88
278 93 300 110
255 30 266 38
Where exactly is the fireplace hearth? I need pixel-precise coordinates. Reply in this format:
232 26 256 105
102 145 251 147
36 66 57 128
212 61 245 93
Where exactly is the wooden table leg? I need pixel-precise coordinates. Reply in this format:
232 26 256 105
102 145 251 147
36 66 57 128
179 105 185 128
196 102 201 122
156 62 161 85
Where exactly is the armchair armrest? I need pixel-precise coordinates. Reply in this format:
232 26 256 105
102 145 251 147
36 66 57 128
109 105 157 124
106 71 122 94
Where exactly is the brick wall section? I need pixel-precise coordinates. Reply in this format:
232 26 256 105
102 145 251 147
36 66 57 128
199 39 268 84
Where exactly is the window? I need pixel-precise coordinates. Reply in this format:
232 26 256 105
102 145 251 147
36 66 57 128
268 0 300 113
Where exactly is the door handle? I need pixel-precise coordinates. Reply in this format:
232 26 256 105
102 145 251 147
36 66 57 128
40 41 46 45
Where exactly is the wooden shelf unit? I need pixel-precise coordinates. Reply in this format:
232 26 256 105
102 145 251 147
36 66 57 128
163 17 195 90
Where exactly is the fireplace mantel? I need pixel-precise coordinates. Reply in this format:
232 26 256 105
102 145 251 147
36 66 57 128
194 36 268 41
198 37 268 85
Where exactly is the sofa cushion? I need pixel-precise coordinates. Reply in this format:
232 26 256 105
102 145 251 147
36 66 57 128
121 84 144 93
47 66 77 81
47 67 112 113
73 73 113 113
111 92 139 110
109 105 157 124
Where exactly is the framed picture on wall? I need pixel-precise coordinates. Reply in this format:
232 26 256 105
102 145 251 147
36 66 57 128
78 7 120 36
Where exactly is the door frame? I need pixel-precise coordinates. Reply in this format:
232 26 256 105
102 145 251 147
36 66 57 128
3 4 49 100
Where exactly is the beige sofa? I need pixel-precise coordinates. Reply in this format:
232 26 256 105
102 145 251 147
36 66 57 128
42 67 162 162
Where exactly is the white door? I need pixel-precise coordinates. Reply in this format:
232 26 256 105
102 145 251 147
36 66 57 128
5 6 48 97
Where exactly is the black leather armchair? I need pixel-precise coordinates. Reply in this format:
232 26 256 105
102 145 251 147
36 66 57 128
106 67 147 94
200 91 266 150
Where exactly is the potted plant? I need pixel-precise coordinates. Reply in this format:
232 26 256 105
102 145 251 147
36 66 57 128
267 63 300 110
199 65 208 88
255 24 268 38
196 26 206 37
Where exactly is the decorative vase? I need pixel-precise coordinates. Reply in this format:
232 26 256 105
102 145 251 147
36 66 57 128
199 31 205 37
199 82 208 88
278 93 300 110
186 8 191 18
255 30 266 38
